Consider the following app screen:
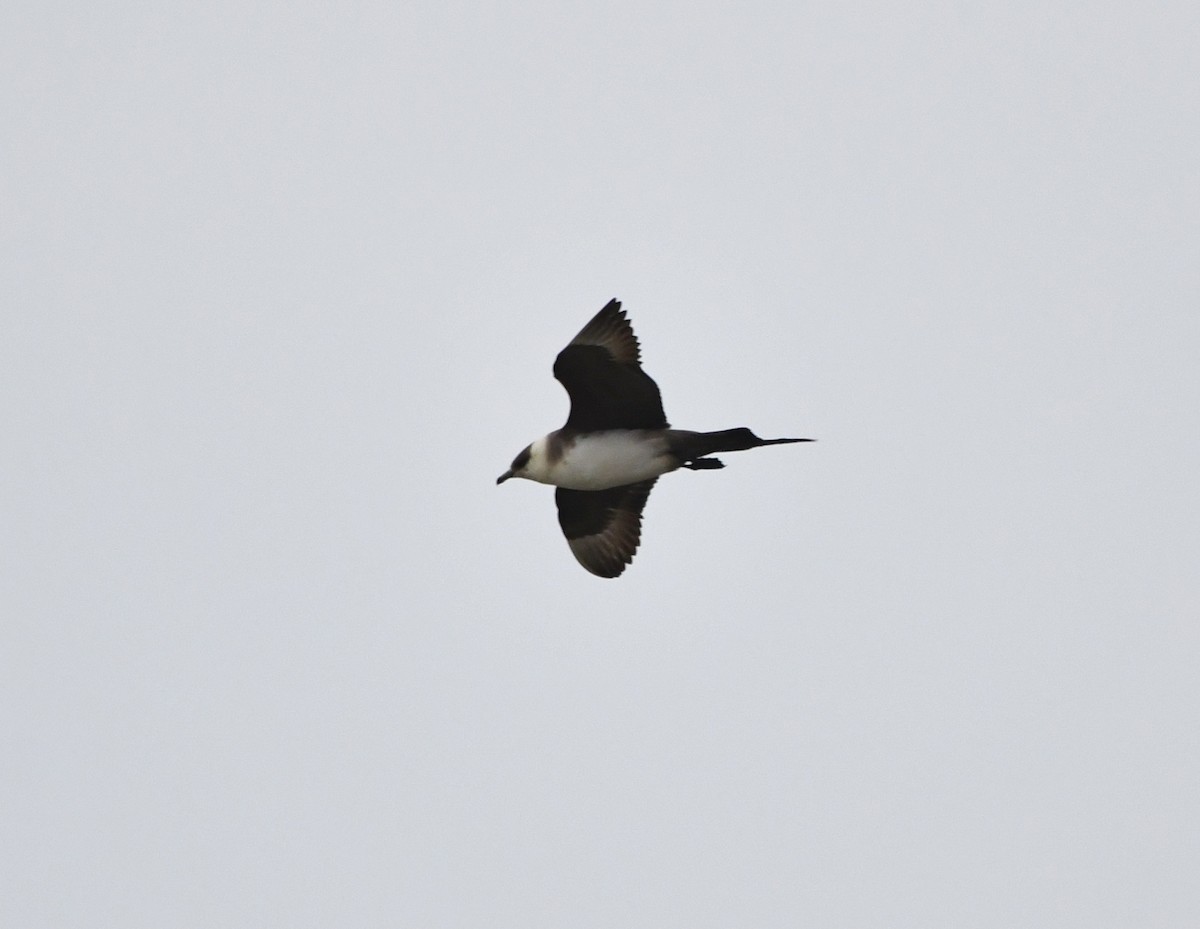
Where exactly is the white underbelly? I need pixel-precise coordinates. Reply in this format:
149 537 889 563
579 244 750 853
551 431 675 490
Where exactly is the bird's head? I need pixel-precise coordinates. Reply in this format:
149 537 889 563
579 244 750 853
496 443 533 485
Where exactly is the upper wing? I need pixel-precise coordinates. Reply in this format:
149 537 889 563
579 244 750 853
553 299 668 432
555 479 657 578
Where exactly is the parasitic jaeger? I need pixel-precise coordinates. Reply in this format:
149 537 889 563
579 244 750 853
497 299 813 577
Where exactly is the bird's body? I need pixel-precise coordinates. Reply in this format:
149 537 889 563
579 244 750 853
517 429 676 491
498 299 812 577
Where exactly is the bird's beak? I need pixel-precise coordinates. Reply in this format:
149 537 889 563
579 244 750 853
496 470 513 485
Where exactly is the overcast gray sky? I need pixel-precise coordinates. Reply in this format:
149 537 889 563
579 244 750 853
3 1 1198 926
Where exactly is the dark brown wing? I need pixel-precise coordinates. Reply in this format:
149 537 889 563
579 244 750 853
553 300 668 432
555 479 657 578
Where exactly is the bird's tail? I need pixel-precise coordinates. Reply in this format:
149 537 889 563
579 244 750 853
667 428 813 469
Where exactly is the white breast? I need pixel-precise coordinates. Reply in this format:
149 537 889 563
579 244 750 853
546 431 675 491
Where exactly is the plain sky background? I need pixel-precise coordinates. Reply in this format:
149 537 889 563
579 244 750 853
3 1 1198 926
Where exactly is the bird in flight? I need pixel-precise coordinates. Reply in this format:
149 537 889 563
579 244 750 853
497 299 813 577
